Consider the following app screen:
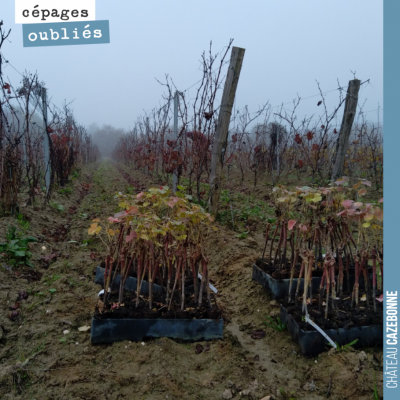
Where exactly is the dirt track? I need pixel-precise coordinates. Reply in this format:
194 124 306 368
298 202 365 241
0 160 383 400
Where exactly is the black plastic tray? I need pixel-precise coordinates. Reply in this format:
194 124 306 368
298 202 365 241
280 304 382 356
95 266 163 294
253 264 370 300
91 317 224 344
95 266 201 295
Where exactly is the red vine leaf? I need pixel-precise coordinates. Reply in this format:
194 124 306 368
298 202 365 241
374 209 383 221
342 199 353 209
295 134 302 144
311 143 319 151
288 220 297 230
125 231 137 243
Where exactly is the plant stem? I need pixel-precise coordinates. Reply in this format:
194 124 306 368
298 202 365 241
288 248 299 303
295 259 305 307
273 221 284 268
269 222 280 264
261 223 270 260
280 221 288 271
372 250 377 313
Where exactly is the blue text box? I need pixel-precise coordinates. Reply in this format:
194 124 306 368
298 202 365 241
23 20 109 47
384 0 400 398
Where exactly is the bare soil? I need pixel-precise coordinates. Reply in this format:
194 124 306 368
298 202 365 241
0 160 383 400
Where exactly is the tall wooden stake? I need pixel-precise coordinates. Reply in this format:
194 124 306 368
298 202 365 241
208 46 245 215
173 91 179 193
42 88 51 195
331 79 361 180
145 117 149 175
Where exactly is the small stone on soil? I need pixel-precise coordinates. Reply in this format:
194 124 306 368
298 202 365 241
222 389 233 399
250 329 266 339
269 309 279 317
195 344 204 354
246 237 258 248
269 300 279 307
358 351 367 361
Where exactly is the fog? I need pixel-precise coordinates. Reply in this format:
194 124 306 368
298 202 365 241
1 0 382 153
87 123 124 158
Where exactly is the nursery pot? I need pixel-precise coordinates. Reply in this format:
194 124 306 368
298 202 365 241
280 304 383 356
252 264 371 300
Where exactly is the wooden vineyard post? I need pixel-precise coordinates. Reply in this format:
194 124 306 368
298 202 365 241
0 52 3 200
42 87 51 197
173 90 179 193
132 126 138 169
331 78 361 180
208 46 245 215
145 117 149 175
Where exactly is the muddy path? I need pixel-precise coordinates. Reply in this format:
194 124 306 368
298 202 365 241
0 160 383 400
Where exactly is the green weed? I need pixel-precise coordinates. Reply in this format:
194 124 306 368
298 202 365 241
0 226 37 268
328 339 359 352
43 274 61 286
71 169 80 179
16 214 30 231
236 231 249 239
59 187 72 196
217 189 274 230
278 387 296 400
264 315 287 332
50 201 65 213
372 371 380 399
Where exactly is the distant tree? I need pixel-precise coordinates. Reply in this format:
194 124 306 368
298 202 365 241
91 124 125 158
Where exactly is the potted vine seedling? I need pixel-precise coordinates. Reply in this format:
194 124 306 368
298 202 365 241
253 178 381 299
88 186 223 344
271 179 384 355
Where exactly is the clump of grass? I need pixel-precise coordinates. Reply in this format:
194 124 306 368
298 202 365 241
264 315 287 332
16 213 30 231
50 201 64 213
59 187 72 196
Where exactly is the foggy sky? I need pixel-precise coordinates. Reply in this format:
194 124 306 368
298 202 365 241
1 1 383 132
